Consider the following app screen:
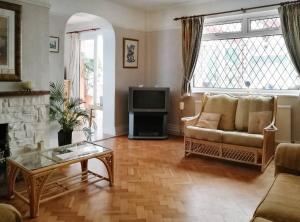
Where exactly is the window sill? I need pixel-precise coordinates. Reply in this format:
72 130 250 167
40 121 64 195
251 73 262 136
191 88 300 97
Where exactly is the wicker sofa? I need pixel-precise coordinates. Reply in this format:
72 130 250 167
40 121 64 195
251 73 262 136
251 143 300 222
182 93 277 171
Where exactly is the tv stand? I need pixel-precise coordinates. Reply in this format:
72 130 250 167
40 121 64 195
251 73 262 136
128 112 168 139
128 87 169 140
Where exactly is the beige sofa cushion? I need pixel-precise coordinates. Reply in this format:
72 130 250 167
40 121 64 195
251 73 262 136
235 96 251 131
248 111 272 134
249 96 273 113
251 217 273 222
0 204 22 222
195 112 221 129
235 96 273 131
203 94 238 131
185 126 222 142
222 131 263 148
254 173 300 222
275 143 300 175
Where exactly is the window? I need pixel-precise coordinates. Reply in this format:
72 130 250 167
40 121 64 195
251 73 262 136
193 13 300 91
203 22 242 34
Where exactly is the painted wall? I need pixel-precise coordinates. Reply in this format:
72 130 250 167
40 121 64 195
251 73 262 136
49 0 147 135
145 0 300 142
0 0 49 91
50 0 146 31
49 13 65 83
146 29 182 133
115 27 146 133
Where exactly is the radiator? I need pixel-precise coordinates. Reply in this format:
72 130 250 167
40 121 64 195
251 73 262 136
276 105 292 143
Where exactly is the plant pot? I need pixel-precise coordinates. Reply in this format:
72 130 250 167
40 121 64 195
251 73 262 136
58 130 73 146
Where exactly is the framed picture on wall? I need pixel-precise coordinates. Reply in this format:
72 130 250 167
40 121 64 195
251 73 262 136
49 36 59 53
123 38 138 68
0 1 21 82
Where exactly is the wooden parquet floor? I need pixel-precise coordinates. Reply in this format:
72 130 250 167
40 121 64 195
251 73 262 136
2 136 275 222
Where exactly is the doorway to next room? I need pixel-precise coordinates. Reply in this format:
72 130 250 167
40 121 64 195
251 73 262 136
63 12 116 144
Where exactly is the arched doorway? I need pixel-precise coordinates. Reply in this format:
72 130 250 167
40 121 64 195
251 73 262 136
64 13 116 140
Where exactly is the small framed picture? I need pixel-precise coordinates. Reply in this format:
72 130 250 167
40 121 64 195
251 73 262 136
49 36 59 53
123 38 138 68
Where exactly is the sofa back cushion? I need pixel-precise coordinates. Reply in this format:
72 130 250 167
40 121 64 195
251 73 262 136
235 96 251 131
248 111 272 134
203 94 238 131
249 96 273 112
235 96 273 131
195 112 221 129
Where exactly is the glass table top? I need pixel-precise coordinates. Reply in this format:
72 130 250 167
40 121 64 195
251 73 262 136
9 141 111 171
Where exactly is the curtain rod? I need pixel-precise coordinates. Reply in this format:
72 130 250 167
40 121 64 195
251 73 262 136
173 0 300 21
66 28 100 34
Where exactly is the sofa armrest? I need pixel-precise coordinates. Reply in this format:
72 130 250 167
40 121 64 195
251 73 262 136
261 123 277 171
264 122 278 132
275 143 300 176
181 114 199 127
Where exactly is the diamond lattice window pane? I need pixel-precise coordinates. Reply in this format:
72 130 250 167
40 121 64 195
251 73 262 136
203 22 242 34
250 17 281 31
193 35 300 90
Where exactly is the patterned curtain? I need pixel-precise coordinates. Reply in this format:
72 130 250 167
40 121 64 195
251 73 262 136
279 3 300 76
181 17 204 96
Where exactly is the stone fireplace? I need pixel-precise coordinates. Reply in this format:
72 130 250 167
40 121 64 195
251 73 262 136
0 123 9 196
0 91 49 155
0 91 49 196
0 123 9 165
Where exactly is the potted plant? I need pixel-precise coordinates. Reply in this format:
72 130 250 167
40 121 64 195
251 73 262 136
49 82 92 146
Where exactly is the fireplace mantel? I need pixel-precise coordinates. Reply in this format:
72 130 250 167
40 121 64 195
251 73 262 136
0 90 49 97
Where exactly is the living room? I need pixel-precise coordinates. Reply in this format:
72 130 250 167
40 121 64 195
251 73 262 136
0 0 299 221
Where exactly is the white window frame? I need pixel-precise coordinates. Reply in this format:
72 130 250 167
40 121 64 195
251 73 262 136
192 10 300 95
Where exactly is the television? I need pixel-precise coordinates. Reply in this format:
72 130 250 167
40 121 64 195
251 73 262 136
128 87 170 112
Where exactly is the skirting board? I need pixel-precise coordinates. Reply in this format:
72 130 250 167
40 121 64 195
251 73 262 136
104 125 128 136
167 123 181 136
113 125 128 136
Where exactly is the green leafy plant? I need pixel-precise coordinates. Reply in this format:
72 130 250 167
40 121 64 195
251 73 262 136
49 81 94 141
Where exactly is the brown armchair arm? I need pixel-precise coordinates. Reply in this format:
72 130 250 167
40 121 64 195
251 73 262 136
275 143 300 176
181 114 200 127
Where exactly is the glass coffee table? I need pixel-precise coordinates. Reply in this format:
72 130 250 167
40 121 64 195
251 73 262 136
6 141 114 218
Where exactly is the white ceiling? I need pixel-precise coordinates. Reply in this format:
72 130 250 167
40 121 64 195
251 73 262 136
109 0 218 11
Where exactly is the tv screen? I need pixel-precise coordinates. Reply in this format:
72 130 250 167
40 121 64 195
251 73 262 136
133 90 165 109
129 87 169 112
